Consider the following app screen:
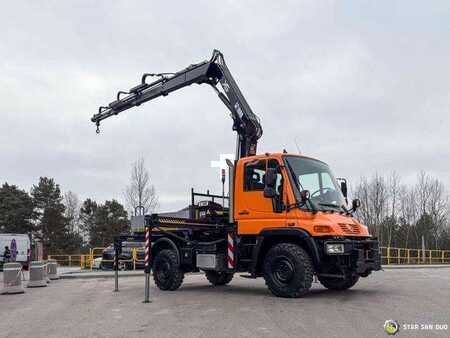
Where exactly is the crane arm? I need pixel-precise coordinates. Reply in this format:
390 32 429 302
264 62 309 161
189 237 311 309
91 50 262 158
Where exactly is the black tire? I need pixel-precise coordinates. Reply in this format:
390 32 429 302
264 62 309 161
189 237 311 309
205 271 234 286
318 274 359 290
263 243 314 298
153 249 184 291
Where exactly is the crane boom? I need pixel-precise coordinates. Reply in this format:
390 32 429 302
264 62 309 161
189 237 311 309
91 50 262 158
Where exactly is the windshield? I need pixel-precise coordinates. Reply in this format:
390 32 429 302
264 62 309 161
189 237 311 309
284 156 346 211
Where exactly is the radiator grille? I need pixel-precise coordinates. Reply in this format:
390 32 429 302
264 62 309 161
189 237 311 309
338 223 361 234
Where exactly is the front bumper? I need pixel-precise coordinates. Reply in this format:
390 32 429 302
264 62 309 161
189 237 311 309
320 238 381 276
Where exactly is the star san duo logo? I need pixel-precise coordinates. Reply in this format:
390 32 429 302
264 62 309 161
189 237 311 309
384 320 400 335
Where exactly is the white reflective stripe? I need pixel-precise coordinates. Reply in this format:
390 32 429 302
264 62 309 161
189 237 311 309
3 267 22 271
227 232 234 268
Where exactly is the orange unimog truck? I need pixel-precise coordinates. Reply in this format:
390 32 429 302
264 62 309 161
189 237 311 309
92 50 381 298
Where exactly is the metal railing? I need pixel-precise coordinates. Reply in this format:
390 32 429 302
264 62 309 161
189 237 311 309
49 246 450 269
49 247 145 270
379 247 450 265
47 255 84 267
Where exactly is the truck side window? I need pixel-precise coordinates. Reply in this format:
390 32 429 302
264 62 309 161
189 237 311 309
268 159 283 195
244 160 266 191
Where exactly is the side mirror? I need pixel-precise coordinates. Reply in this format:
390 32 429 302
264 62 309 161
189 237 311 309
264 186 276 198
336 177 348 198
300 190 310 203
265 168 277 188
352 199 361 211
340 180 348 199
263 167 277 198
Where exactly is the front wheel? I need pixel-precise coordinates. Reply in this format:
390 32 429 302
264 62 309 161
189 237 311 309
205 271 233 286
263 243 313 298
318 274 359 290
153 249 184 291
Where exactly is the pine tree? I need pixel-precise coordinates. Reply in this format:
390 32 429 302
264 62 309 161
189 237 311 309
31 177 69 254
89 200 130 247
80 198 98 245
0 183 35 233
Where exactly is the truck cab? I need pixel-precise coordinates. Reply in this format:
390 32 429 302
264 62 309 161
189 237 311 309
229 153 380 296
235 153 369 237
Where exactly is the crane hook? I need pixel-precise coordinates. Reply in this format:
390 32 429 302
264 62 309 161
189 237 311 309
96 121 100 134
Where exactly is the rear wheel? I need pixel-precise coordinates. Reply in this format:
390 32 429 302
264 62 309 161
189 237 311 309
205 271 233 286
318 274 359 290
153 249 184 291
263 243 313 298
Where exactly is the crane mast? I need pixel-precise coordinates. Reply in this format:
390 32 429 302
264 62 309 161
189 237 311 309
91 50 262 159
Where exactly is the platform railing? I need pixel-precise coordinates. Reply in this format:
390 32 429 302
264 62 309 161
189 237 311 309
49 246 450 269
379 247 450 265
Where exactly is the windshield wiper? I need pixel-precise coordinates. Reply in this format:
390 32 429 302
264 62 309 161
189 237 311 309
318 202 340 209
318 203 351 215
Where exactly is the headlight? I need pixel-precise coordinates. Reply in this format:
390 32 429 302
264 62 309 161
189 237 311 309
326 243 345 254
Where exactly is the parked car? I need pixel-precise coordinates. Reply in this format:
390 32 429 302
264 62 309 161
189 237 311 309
100 241 144 270
92 257 103 269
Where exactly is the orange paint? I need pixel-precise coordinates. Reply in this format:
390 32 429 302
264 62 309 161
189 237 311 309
234 153 370 237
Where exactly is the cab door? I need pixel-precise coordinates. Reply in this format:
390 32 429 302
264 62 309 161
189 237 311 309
235 158 287 235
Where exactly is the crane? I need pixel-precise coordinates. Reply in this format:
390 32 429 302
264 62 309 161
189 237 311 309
91 50 263 159
92 50 381 299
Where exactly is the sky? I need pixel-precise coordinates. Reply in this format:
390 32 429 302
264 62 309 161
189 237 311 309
1 1 449 212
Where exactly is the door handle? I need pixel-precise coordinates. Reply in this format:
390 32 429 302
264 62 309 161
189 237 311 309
239 210 249 215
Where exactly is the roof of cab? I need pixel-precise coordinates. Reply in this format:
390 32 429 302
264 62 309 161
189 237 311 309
240 152 329 166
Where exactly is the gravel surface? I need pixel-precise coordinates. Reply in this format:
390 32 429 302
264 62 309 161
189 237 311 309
0 269 449 338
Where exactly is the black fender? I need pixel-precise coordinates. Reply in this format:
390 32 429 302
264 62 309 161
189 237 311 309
151 237 180 265
250 228 321 275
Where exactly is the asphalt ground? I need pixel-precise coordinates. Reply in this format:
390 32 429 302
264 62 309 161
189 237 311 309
0 269 449 338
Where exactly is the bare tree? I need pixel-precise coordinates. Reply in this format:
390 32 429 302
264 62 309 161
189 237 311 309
64 191 80 233
354 177 373 233
386 172 401 247
399 186 417 248
354 174 388 244
124 157 158 216
369 174 388 243
355 170 449 249
427 177 448 249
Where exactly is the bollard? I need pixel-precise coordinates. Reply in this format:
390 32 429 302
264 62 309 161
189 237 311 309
143 226 151 303
44 261 50 283
114 238 120 292
1 262 25 294
27 261 48 288
47 259 59 280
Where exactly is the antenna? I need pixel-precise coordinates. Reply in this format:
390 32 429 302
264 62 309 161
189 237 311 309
294 137 301 154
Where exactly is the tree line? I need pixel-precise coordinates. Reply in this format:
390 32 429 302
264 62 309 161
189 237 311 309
0 177 129 255
0 158 157 255
353 171 450 250
2 163 447 254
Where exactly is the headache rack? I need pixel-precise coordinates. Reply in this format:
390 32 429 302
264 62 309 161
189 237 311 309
145 214 230 230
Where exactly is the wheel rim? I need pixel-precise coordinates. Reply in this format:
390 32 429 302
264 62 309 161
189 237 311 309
272 256 295 284
155 259 171 282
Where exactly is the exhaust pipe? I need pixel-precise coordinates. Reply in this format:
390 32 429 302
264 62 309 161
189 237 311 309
226 159 235 224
